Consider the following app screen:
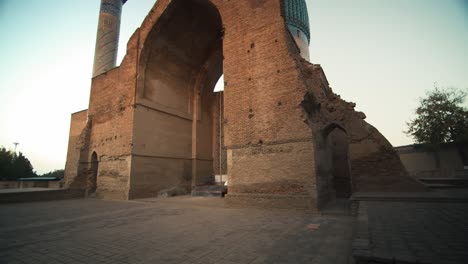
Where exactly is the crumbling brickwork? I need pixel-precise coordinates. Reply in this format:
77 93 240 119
64 0 425 211
297 60 426 207
64 110 88 189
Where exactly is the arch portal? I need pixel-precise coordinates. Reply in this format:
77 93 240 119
129 0 225 198
89 152 98 195
316 124 352 207
326 128 352 198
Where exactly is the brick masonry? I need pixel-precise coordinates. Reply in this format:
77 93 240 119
64 0 425 211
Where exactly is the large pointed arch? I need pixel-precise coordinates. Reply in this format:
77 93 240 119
129 0 225 198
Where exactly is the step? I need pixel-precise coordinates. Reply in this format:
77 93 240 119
191 185 227 198
424 183 458 188
418 178 468 187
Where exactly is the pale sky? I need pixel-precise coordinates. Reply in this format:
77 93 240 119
0 0 467 174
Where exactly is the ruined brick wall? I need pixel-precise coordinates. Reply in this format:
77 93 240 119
214 0 319 209
117 0 320 205
87 70 134 199
64 28 140 199
64 0 425 208
81 28 140 200
64 110 89 189
297 61 426 199
128 0 221 198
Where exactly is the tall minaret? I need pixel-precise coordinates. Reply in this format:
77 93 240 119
92 0 127 77
282 0 310 61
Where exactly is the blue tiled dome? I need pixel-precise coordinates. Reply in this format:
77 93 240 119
281 0 310 42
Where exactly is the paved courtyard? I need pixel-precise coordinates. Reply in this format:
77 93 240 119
0 197 355 264
361 201 468 264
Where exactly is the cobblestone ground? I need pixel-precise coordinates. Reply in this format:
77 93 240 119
0 197 354 264
366 201 468 264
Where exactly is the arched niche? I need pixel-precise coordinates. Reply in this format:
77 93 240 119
137 0 223 118
89 151 98 195
316 123 352 207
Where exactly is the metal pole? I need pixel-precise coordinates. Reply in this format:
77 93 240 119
13 142 19 155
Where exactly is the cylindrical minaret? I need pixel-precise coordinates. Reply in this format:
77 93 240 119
92 0 127 77
282 0 310 61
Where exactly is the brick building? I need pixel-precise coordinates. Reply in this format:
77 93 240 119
65 0 424 212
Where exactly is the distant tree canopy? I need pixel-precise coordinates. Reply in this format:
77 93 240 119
405 87 468 146
0 147 37 180
40 169 64 179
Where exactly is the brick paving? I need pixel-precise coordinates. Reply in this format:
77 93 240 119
361 201 468 264
0 197 355 264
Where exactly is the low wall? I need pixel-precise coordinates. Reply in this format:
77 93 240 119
395 143 468 178
0 181 64 189
0 189 85 204
0 181 19 189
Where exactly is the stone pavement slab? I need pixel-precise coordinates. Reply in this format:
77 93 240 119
0 197 355 264
354 201 468 264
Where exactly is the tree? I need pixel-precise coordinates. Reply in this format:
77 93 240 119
405 87 468 146
0 147 36 180
11 152 36 179
40 169 64 179
0 147 14 180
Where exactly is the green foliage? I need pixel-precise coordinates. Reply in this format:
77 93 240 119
40 169 64 179
0 147 13 180
405 87 468 146
0 147 36 180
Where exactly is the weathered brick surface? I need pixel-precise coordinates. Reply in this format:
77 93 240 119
214 0 318 208
65 25 140 199
297 61 426 203
64 0 424 210
64 110 88 188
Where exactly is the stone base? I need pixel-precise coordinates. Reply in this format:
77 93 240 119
192 185 227 197
96 189 129 200
225 193 318 212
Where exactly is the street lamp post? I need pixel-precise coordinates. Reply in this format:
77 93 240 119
13 142 19 156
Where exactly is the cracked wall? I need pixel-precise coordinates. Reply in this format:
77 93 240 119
297 60 426 207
